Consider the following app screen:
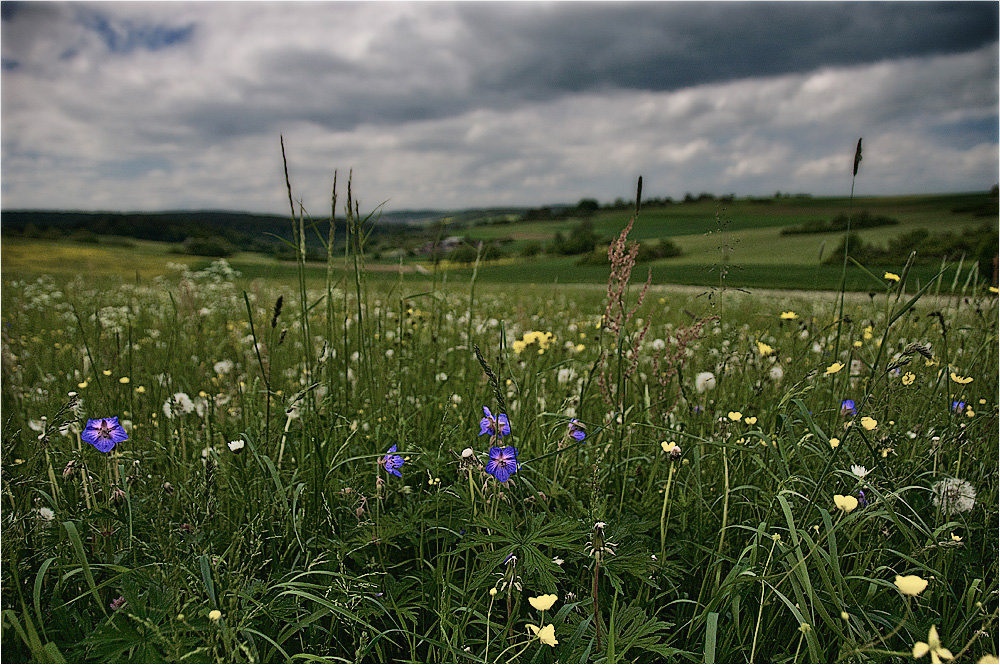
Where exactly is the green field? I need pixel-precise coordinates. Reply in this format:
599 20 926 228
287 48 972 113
4 192 994 294
2 210 998 662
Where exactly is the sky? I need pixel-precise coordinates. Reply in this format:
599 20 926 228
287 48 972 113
1 1 998 215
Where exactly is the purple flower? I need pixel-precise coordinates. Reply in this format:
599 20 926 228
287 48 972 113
857 490 868 509
110 596 125 611
81 417 128 453
840 400 856 416
479 406 511 437
568 419 586 442
952 400 966 413
382 445 404 478
485 446 519 483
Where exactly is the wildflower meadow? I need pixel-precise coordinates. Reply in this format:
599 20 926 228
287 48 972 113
2 167 998 663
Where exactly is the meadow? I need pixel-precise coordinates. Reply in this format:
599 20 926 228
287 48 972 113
2 183 999 663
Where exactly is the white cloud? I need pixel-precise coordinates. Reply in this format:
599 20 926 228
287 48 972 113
1 3 996 212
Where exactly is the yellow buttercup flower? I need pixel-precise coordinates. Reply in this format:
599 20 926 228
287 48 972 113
949 373 973 385
829 437 840 449
779 311 798 320
834 494 858 513
894 574 928 597
989 287 999 294
825 362 844 375
119 376 130 384
902 372 915 385
527 623 558 647
860 417 877 431
208 609 222 622
884 272 900 282
912 625 953 664
727 411 743 422
744 416 757 425
757 341 774 357
528 594 557 611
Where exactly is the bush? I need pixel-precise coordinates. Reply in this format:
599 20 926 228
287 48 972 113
183 236 234 258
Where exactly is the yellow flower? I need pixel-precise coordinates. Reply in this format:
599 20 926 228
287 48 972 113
119 377 130 384
779 311 798 320
860 417 877 431
950 373 973 385
78 381 89 389
950 533 962 542
853 340 863 348
902 372 915 385
894 574 928 597
727 411 743 422
757 341 774 356
834 494 858 513
978 656 999 664
660 441 680 455
135 385 146 394
884 272 900 282
829 437 840 449
912 625 953 664
512 340 527 355
102 369 112 376
574 344 586 352
989 287 999 294
744 416 757 425
528 594 557 611
826 362 845 375
208 609 222 622
527 623 558 647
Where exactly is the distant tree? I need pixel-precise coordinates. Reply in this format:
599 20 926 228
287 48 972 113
576 198 600 216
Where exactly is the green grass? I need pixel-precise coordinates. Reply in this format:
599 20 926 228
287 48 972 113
2 240 997 662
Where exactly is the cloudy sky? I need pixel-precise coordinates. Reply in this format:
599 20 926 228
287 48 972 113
2 1 997 214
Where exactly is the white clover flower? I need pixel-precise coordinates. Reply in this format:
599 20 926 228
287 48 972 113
37 507 55 521
931 478 976 515
695 371 717 393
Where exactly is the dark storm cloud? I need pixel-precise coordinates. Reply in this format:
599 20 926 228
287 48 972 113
458 2 998 100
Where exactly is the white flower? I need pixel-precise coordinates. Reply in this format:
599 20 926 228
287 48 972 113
461 447 474 458
851 465 870 478
651 338 666 351
213 360 234 375
163 392 195 418
436 372 448 382
769 365 784 381
553 557 564 566
227 440 245 453
931 478 976 515
695 371 717 393
37 507 55 521
557 367 575 384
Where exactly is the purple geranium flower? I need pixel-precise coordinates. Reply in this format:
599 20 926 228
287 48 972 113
840 399 856 416
485 446 519 483
81 417 128 453
383 445 404 478
568 419 586 442
479 406 511 437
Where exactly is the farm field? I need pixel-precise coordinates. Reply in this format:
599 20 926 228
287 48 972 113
3 192 996 293
2 212 998 662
